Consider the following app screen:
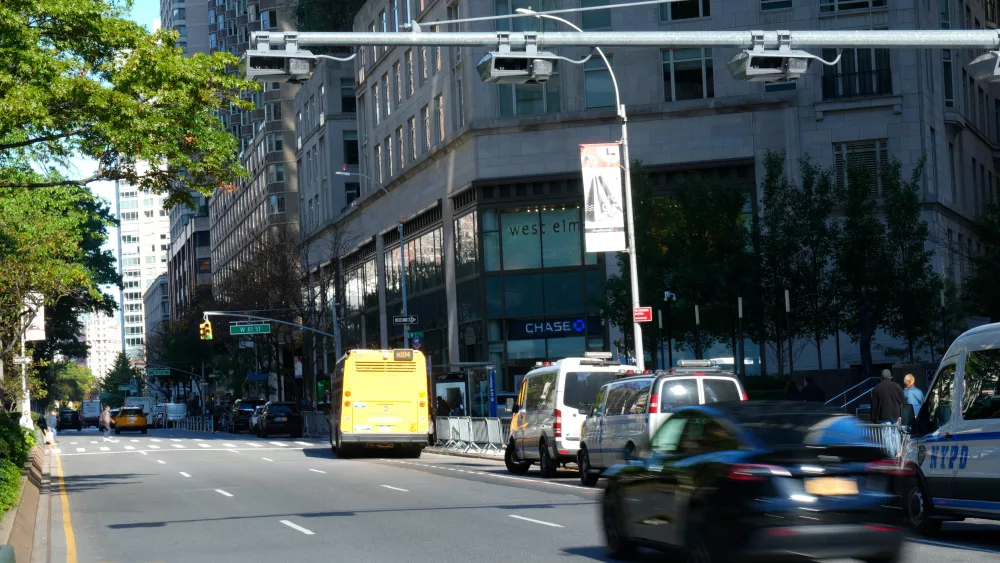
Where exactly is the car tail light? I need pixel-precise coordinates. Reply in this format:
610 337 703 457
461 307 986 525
648 394 659 414
728 464 791 481
741 392 749 401
863 525 899 533
764 529 799 536
865 459 915 476
554 409 562 438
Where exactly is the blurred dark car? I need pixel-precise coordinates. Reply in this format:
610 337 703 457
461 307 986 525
601 401 908 563
229 399 266 433
57 409 82 431
256 402 302 438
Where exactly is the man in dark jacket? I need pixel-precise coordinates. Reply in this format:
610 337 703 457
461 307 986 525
870 369 905 456
801 378 826 402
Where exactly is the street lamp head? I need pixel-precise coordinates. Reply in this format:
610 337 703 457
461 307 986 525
335 171 351 177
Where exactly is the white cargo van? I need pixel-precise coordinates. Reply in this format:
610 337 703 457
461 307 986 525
505 357 636 477
81 400 102 428
902 322 1000 534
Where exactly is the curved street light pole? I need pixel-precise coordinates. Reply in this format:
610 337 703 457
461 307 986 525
335 171 410 349
517 9 644 370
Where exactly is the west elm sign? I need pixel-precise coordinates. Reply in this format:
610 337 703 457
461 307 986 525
508 316 603 340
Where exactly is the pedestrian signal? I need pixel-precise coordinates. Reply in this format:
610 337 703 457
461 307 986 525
199 320 213 340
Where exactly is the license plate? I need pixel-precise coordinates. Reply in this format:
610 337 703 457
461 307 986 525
378 425 392 432
128 417 136 422
805 477 859 496
276 417 286 422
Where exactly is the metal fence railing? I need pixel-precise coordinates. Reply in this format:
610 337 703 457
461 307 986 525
302 411 330 439
858 421 907 459
433 416 507 454
173 416 213 432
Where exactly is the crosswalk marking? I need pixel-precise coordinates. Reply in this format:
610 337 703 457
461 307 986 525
149 445 160 449
198 443 211 448
294 441 313 446
76 448 85 453
171 444 185 449
170 439 182 442
130 439 140 443
70 442 77 445
222 443 236 448
90 441 98 444
150 438 162 442
248 443 262 447
100 447 110 451
269 442 288 447
125 446 135 450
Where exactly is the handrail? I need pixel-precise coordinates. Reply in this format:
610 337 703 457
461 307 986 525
825 376 878 406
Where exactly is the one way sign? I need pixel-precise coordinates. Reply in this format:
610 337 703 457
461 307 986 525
393 315 418 325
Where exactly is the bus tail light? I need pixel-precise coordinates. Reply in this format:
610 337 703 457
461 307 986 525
419 400 426 408
648 394 659 414
554 409 562 438
345 390 351 397
344 400 351 407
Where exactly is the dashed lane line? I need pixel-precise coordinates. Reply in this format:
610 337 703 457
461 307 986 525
215 489 233 497
157 460 166 465
509 515 564 528
309 469 326 474
179 472 191 478
380 485 409 492
261 457 274 462
280 520 314 535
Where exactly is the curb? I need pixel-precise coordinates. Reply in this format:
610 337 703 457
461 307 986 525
424 447 504 461
0 446 45 563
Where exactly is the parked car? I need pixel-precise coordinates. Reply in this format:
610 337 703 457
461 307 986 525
249 406 264 434
257 402 302 438
230 399 266 433
114 406 148 434
601 401 907 563
579 363 748 485
57 409 82 431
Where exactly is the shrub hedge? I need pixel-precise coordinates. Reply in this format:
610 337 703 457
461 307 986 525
0 413 37 515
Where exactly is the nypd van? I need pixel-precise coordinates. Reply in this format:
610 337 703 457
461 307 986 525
902 322 1000 534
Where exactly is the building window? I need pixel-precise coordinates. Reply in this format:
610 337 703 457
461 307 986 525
405 49 414 96
943 50 954 108
434 95 444 144
174 25 187 37
495 0 556 32
834 139 889 196
584 55 615 109
662 49 714 102
407 117 417 161
483 207 586 271
582 0 611 28
660 0 710 20
948 142 956 203
261 9 276 29
384 135 393 177
173 8 186 19
266 133 283 153
764 80 796 92
341 78 356 112
381 73 390 117
761 0 792 10
395 127 404 172
940 0 950 27
454 212 479 278
371 82 380 125
209 8 216 23
420 47 429 82
421 105 430 151
393 62 402 107
266 163 284 183
374 144 382 183
454 65 465 129
929 127 938 193
820 0 887 14
343 131 359 165
345 182 361 205
265 102 281 121
499 79 561 117
268 194 285 214
238 26 246 44
821 48 892 100
391 0 399 31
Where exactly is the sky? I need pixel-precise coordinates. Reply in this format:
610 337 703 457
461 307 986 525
129 0 161 30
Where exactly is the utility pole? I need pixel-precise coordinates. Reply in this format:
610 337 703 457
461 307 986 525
737 296 745 380
694 305 702 360
785 289 794 377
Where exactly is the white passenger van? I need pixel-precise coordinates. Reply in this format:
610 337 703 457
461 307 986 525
505 357 636 477
902 322 1000 534
578 362 747 485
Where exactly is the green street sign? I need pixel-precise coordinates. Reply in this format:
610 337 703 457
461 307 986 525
118 385 131 391
100 393 110 399
230 324 271 335
147 369 170 376
408 331 424 338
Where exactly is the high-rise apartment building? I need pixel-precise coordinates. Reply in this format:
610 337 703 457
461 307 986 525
143 274 171 344
83 312 122 380
160 0 211 54
207 0 301 293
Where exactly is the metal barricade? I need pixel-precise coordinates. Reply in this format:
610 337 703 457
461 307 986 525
302 412 330 439
435 416 452 446
468 418 489 453
456 417 474 451
485 418 505 453
427 417 509 455
858 422 906 458
445 417 460 449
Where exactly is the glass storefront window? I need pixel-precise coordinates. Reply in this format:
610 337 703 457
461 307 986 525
483 210 501 272
504 274 543 317
455 212 479 279
586 269 603 312
508 339 546 359
457 279 479 322
486 277 503 317
405 228 443 295
541 208 581 267
543 272 583 315
363 259 378 309
500 210 542 269
488 320 503 341
547 336 587 359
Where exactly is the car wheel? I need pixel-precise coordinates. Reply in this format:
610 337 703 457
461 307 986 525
539 442 557 478
141 428 148 435
504 441 531 474
602 488 637 560
336 432 354 458
906 477 942 535
579 448 599 487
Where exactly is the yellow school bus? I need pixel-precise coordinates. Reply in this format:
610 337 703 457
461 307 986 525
329 349 429 458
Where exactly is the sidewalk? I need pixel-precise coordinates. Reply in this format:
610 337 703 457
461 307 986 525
423 446 504 460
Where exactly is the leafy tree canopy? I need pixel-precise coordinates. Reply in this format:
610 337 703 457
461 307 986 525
0 0 257 208
48 362 96 405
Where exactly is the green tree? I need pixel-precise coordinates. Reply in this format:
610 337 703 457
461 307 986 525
48 362 96 404
965 191 1000 321
101 352 141 408
789 157 840 369
881 157 938 362
0 0 256 207
921 276 967 361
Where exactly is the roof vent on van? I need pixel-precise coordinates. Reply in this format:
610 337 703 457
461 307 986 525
677 360 713 368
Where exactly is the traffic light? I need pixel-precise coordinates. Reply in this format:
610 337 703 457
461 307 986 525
199 320 213 340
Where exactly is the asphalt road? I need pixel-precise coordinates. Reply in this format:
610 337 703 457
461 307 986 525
38 427 1000 563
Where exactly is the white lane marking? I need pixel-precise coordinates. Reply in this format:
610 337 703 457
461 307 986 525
179 472 191 478
386 459 596 491
308 469 326 474
125 446 135 450
150 439 162 442
215 489 233 497
170 439 182 442
380 485 409 492
90 441 98 444
222 443 237 448
294 441 313 446
198 444 211 448
130 439 140 443
248 443 262 448
140 451 148 456
76 448 85 453
70 442 77 445
228 449 240 454
908 538 1000 554
172 444 186 448
157 460 166 465
268 442 288 447
56 446 308 457
509 515 564 528
279 520 314 535
149 445 160 449
261 457 274 462
99 447 110 452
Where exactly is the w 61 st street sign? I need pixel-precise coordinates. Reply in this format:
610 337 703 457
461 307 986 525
230 324 271 335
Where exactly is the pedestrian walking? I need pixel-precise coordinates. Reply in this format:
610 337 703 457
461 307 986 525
870 369 905 457
784 380 802 401
45 410 58 443
100 406 113 439
212 401 222 433
903 373 926 417
801 377 826 403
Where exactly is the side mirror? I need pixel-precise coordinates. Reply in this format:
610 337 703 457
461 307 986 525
505 398 514 412
511 404 520 414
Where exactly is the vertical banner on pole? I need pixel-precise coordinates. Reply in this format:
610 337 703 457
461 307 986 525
487 366 497 418
24 294 45 341
580 143 627 252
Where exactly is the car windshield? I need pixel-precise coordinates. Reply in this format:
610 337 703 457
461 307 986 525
239 402 263 411
702 378 742 403
268 405 298 414
120 408 143 416
737 413 869 448
562 371 622 412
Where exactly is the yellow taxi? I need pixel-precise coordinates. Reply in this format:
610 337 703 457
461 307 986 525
115 406 148 434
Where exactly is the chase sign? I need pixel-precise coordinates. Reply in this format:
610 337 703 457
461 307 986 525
508 316 603 340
